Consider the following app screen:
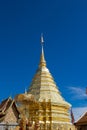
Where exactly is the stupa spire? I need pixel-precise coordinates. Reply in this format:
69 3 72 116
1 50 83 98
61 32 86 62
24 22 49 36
27 35 73 129
39 34 46 68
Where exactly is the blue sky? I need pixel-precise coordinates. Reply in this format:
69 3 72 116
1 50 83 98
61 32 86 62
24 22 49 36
0 0 87 108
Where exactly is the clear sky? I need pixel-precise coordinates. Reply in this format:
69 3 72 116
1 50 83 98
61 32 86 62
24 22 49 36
0 0 87 108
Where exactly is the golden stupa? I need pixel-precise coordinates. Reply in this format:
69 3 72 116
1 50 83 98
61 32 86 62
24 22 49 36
26 35 76 130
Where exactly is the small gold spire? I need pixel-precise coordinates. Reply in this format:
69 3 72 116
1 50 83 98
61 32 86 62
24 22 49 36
25 88 27 94
39 34 46 68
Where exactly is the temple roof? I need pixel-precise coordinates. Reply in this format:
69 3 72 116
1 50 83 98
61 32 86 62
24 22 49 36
72 107 87 123
27 36 71 108
0 97 20 122
73 107 87 125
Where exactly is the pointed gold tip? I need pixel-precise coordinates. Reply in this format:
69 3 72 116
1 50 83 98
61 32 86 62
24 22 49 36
39 34 46 68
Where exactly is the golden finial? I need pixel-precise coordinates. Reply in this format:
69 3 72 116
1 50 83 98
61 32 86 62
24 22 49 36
39 34 46 68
